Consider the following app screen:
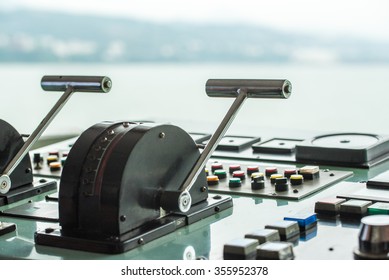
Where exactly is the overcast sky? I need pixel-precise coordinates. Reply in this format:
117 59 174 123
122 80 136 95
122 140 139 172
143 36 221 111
1 0 389 42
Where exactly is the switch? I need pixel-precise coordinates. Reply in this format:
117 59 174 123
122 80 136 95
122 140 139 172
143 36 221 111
247 166 259 176
49 162 61 172
275 178 288 192
270 174 283 184
314 197 346 216
229 178 242 188
33 153 42 170
367 202 389 215
284 168 297 178
284 212 317 231
251 178 265 190
245 229 280 244
299 166 320 180
339 199 372 218
48 151 60 157
290 174 304 186
46 155 59 165
232 170 246 180
211 162 223 172
229 164 241 174
256 241 295 260
223 238 259 260
213 169 227 179
207 175 219 186
265 220 300 240
265 167 278 177
251 172 264 181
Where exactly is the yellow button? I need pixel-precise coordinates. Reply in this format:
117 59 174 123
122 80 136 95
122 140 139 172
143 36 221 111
207 175 219 186
290 174 304 185
270 174 283 184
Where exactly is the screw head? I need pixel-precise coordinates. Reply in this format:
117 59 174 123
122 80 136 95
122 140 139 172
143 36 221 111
102 77 112 93
283 80 292 94
104 79 112 89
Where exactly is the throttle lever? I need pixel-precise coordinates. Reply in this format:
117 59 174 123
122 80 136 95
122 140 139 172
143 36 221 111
0 75 112 194
160 79 292 213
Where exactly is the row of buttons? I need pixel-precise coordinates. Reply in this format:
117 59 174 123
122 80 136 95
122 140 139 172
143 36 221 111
223 212 317 260
204 160 354 201
207 162 320 192
33 150 69 172
315 197 389 217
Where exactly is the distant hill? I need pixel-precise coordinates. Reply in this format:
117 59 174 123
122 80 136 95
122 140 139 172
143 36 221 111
0 9 388 63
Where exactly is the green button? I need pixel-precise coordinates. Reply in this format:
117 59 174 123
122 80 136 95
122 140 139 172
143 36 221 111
367 202 389 215
214 169 227 179
229 178 242 188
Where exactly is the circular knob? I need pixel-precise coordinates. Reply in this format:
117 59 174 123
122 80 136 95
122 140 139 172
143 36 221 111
354 215 389 259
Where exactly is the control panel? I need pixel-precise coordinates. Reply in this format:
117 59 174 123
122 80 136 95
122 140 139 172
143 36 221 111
1 76 389 260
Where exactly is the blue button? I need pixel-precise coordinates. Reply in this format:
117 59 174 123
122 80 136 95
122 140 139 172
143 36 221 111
284 212 317 227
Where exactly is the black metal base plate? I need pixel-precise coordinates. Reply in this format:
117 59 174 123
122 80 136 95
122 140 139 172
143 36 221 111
0 201 59 222
35 194 233 254
0 178 57 206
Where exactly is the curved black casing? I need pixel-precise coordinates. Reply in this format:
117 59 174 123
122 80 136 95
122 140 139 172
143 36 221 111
59 121 208 238
0 119 33 189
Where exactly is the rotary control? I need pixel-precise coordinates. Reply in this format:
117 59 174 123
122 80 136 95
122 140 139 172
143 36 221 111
354 215 389 259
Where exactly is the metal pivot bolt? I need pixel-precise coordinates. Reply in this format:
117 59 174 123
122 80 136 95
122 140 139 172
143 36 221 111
0 175 11 194
160 79 292 213
178 191 192 213
160 189 192 213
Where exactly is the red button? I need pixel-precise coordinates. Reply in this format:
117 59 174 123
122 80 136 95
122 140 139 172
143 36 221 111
284 169 297 178
211 163 223 172
247 166 259 175
229 164 241 174
232 170 246 180
265 167 278 177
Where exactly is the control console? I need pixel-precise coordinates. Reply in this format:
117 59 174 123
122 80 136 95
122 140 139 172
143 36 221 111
1 76 389 260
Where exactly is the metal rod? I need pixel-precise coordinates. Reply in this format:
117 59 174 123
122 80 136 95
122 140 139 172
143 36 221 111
41 76 112 93
3 86 75 177
206 79 292 98
180 88 248 193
